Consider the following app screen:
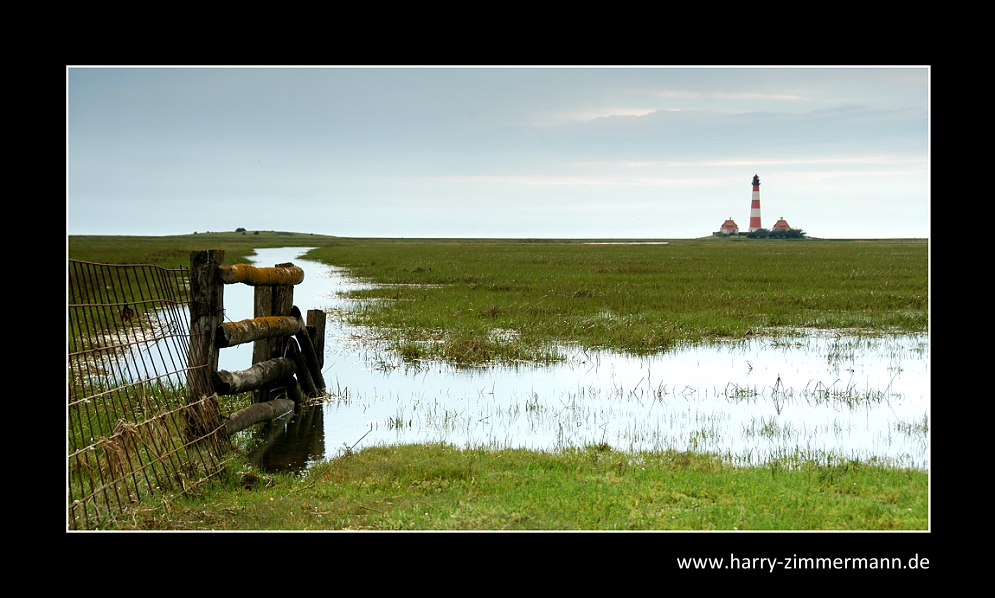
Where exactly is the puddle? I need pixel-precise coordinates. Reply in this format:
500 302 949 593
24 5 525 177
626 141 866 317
222 248 929 471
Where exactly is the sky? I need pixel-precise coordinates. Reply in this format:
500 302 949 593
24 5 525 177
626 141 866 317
67 66 929 239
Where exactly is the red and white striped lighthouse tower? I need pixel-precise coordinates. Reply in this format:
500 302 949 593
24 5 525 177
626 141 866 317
748 174 762 232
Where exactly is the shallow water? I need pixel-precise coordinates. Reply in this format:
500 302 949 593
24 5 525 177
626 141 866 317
224 247 929 472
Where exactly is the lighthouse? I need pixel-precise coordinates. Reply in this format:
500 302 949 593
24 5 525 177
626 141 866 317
748 174 762 232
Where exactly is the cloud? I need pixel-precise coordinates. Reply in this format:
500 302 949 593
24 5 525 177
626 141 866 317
426 174 723 186
559 107 660 122
770 169 928 182
655 90 806 102
573 155 928 169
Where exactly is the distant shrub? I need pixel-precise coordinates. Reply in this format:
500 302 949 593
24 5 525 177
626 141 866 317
746 228 769 239
235 227 246 232
769 228 806 239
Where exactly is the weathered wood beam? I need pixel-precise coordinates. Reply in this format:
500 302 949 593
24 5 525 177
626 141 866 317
217 263 305 286
286 338 317 398
307 309 326 369
255 377 302 403
213 357 296 395
187 250 225 437
261 284 295 404
221 398 296 435
282 376 304 404
295 329 325 392
252 285 273 404
292 306 326 392
217 316 303 348
273 284 294 319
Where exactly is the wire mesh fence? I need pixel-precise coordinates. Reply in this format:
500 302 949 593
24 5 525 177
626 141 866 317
68 259 232 529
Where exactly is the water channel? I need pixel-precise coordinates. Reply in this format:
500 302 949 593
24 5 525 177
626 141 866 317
222 248 929 473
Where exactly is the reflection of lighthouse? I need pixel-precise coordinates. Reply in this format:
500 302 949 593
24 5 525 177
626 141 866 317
748 174 762 232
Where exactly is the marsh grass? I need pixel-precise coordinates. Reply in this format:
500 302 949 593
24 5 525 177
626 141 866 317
68 236 927 367
305 239 927 366
723 377 896 408
894 414 929 438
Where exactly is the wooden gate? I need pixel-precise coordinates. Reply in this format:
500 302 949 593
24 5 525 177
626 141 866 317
187 250 327 437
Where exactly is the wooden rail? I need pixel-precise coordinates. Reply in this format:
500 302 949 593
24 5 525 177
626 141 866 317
217 316 303 348
187 250 327 437
217 263 305 285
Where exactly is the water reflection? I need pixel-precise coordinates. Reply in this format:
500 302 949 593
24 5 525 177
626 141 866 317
246 406 324 474
229 248 929 471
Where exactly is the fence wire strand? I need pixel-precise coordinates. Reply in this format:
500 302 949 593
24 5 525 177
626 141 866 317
68 260 231 529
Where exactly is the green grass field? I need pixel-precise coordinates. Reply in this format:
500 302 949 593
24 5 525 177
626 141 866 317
111 444 928 530
68 233 929 530
67 230 337 268
70 234 927 366
301 237 927 365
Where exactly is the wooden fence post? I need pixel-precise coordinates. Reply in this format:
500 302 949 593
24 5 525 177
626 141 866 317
187 250 225 436
271 282 298 401
253 268 297 403
252 285 273 404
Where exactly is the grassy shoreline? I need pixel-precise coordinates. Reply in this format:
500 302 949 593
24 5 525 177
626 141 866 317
108 444 928 530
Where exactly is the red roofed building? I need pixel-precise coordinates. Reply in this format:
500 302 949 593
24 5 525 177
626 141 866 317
718 218 740 235
772 217 791 231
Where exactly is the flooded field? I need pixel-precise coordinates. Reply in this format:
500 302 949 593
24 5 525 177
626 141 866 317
224 248 929 472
